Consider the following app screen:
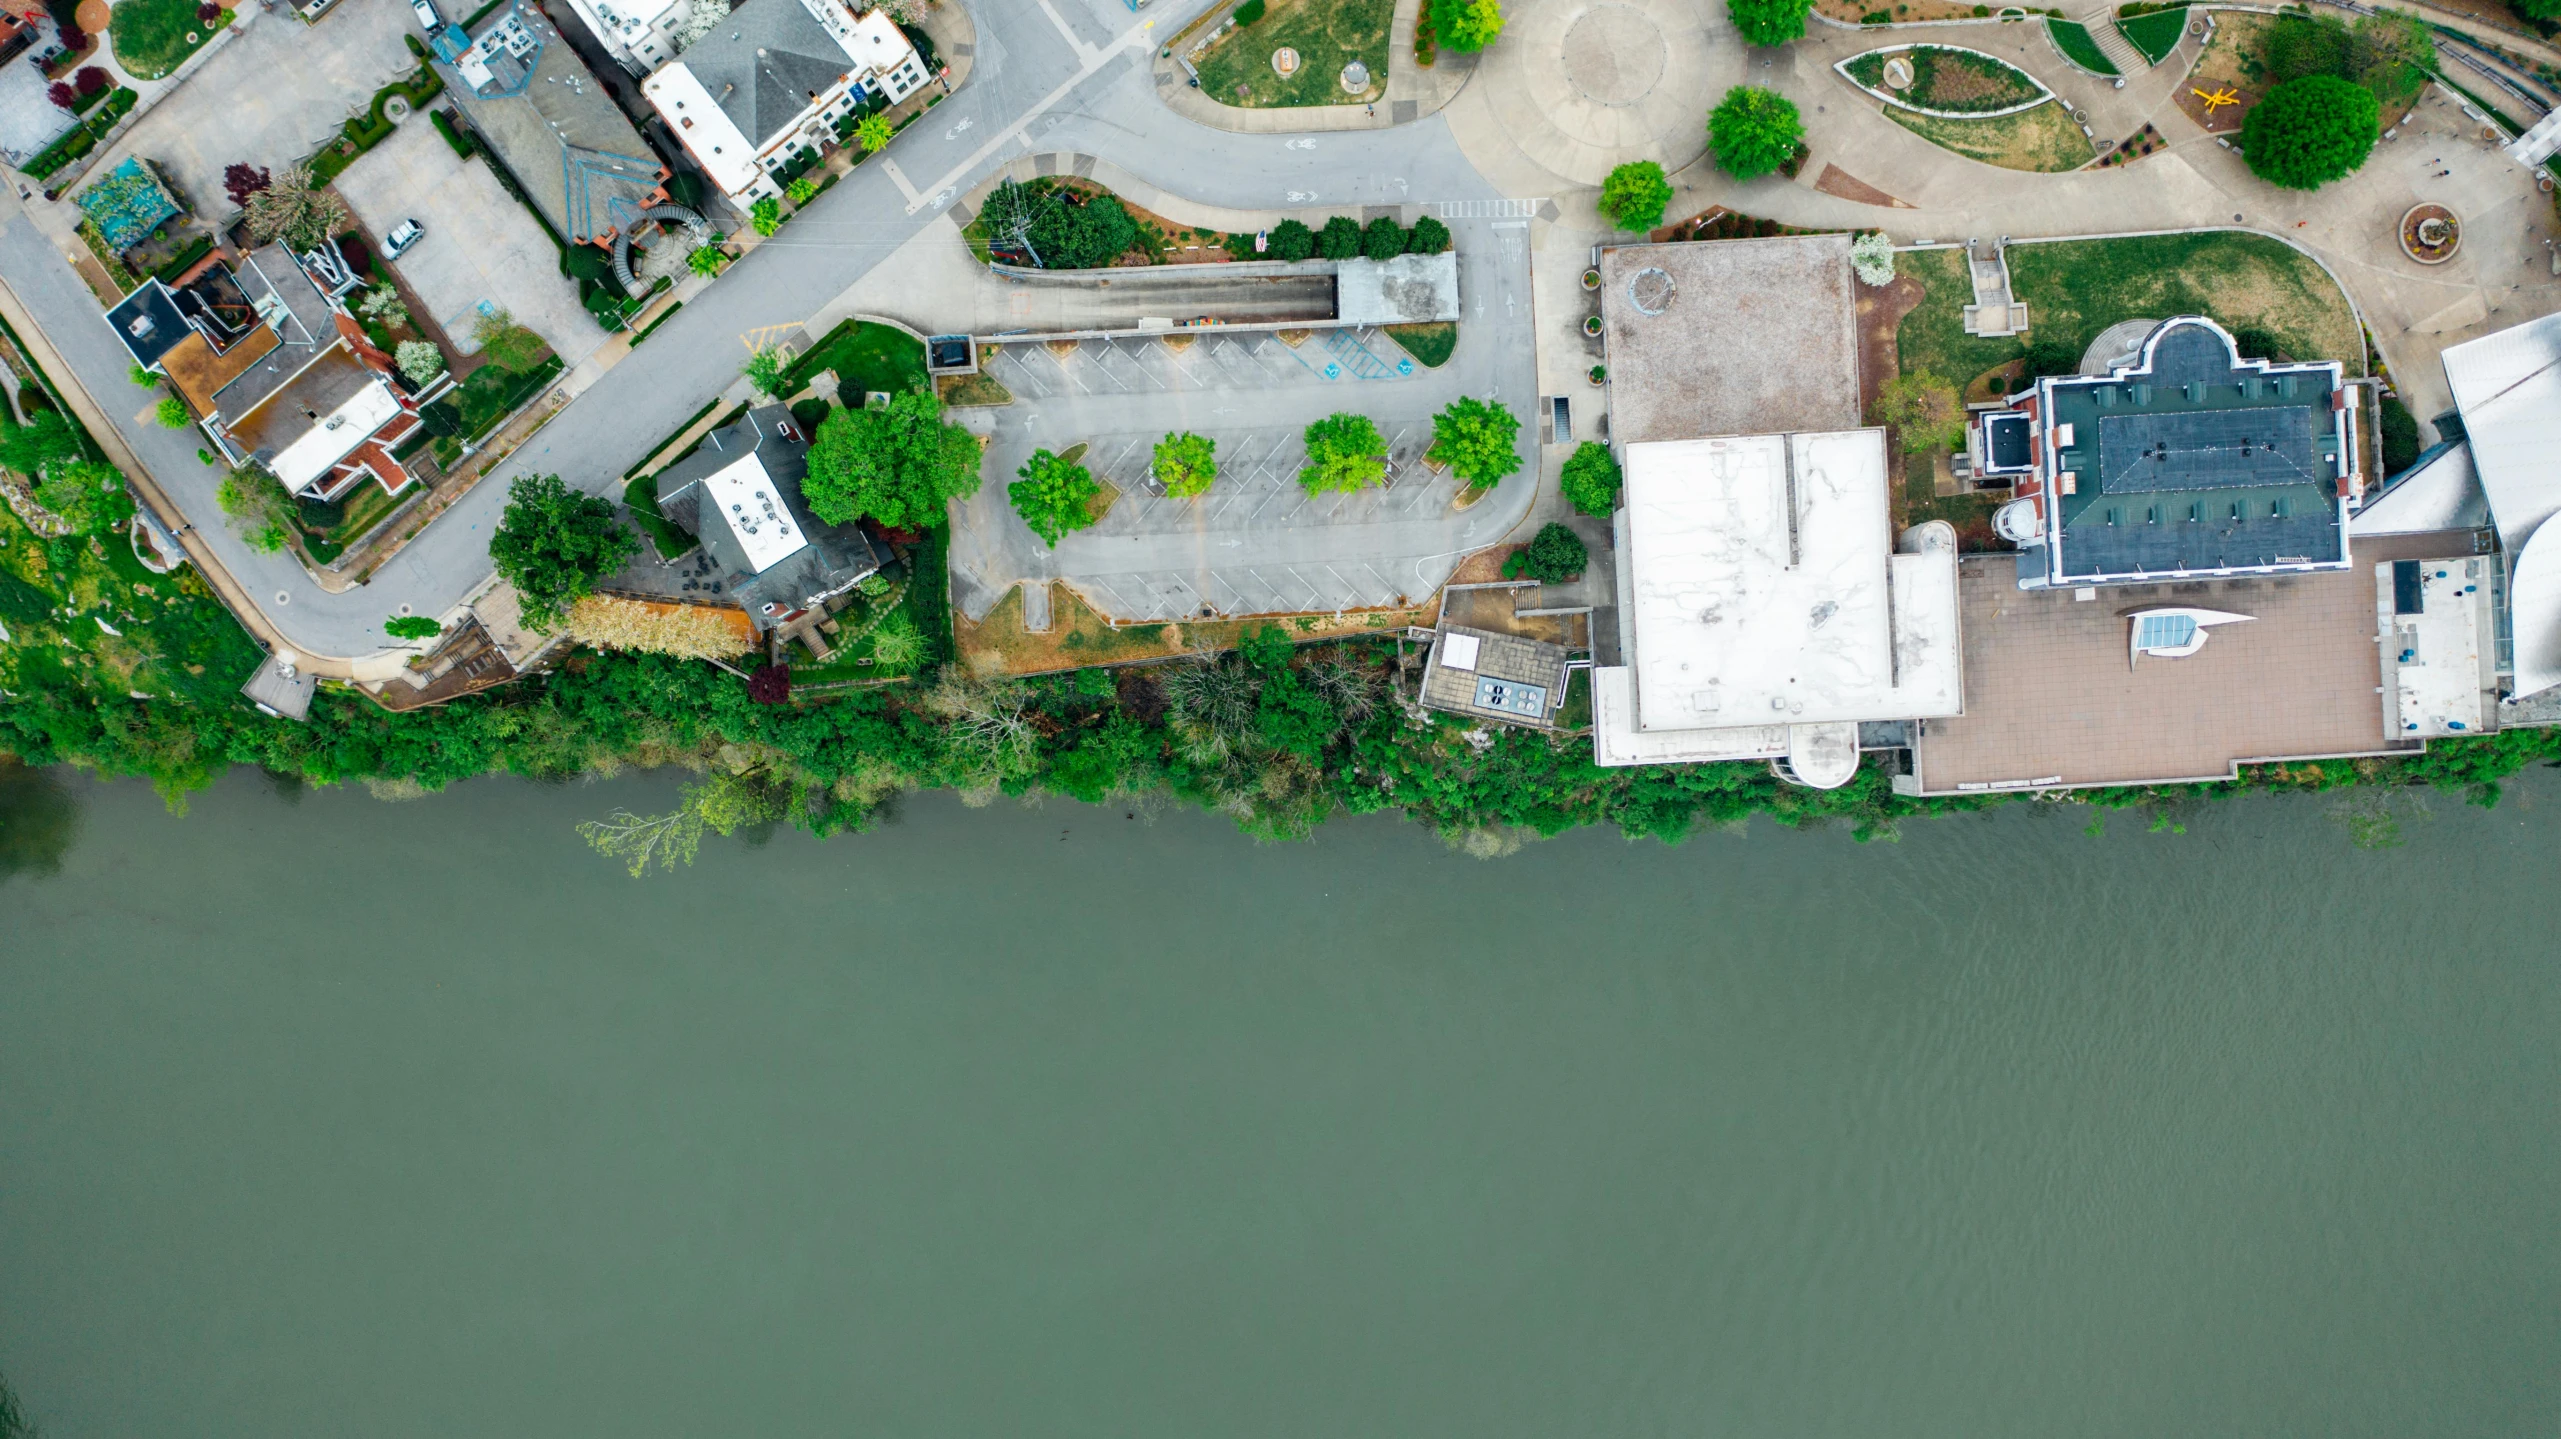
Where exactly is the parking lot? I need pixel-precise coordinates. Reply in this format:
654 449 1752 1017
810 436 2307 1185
332 119 596 366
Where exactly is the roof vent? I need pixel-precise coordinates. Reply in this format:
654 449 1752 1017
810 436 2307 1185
1626 267 1675 317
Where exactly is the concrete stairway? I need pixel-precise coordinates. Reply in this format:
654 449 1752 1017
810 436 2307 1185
2080 7 2148 73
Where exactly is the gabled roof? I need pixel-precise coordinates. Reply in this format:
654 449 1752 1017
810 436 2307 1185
441 1 664 242
675 0 858 147
211 245 340 421
659 405 882 627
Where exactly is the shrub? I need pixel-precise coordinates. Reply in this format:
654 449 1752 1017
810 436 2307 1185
430 107 473 157
2263 11 2353 83
385 615 443 641
1559 441 1621 516
419 400 463 437
2242 75 2377 190
1597 160 1671 230
1234 0 1266 21
2378 394 2420 474
867 612 926 671
688 242 727 277
1010 447 1103 546
1502 523 1587 583
1727 0 1814 46
45 81 70 109
394 340 445 385
216 465 293 553
750 196 783 236
1300 413 1386 494
1426 396 1520 491
1405 215 1451 254
1708 85 1804 181
1429 0 1503 51
1850 230 1895 286
2231 326 2283 360
1153 431 1217 497
297 494 344 530
743 346 789 400
1361 215 1405 261
855 112 893 153
1315 215 1363 260
74 64 105 96
153 396 189 428
785 176 817 205
559 243 612 284
1267 218 1316 262
128 363 154 387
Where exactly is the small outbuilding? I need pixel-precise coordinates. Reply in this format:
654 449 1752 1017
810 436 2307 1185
1419 622 1572 729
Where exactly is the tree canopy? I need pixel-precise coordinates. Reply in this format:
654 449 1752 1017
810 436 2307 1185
1315 215 1364 260
1267 218 1315 262
1726 0 1813 47
1503 523 1588 583
1009 447 1103 546
978 181 1141 269
488 473 639 633
1872 371 1966 452
1426 396 1521 491
1431 0 1504 51
241 163 347 253
1153 431 1217 498
34 460 133 535
1405 215 1452 255
1559 441 1622 517
802 388 984 530
2242 75 2377 190
1708 85 1803 180
1597 161 1672 231
1300 413 1386 494
1362 215 1406 261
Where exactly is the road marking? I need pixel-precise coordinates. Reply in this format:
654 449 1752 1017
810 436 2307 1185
1436 198 1542 218
907 12 1158 214
1285 138 1317 150
738 324 803 355
946 116 975 140
879 156 924 206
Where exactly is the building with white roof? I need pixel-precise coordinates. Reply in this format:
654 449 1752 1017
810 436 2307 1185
561 0 689 74
654 405 886 632
2417 311 2561 721
640 0 929 203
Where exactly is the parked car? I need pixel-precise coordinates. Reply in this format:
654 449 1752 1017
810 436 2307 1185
383 220 425 259
409 0 443 29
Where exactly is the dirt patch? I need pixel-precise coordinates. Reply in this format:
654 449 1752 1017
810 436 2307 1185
1815 163 1915 208
1855 272 1925 421
1963 357 2027 404
1816 0 1993 22
956 581 1432 676
2175 11 2268 133
1884 101 2094 172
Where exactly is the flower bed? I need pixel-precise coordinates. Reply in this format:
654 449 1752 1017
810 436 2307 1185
1839 45 2052 117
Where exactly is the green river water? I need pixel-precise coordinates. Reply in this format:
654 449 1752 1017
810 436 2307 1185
1 766 2556 1437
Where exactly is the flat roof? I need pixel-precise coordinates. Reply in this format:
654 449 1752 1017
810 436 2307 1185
1336 252 1460 326
161 325 280 416
2380 556 2495 739
1622 429 1958 729
270 376 402 492
699 454 809 573
1419 622 1570 727
1597 235 1862 446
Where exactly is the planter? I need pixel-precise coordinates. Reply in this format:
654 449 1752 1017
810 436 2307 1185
1587 365 1606 386
1582 315 1602 337
1581 267 1600 290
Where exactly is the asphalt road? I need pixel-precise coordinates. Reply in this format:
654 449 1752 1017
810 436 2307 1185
0 0 1528 663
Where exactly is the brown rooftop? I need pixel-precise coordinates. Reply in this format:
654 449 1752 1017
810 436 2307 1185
1598 234 1863 446
160 325 279 416
219 346 376 458
1905 534 2485 793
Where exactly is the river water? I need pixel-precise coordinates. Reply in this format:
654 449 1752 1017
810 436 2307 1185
2 766 2556 1437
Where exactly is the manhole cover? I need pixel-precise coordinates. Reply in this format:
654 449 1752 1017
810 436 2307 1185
1562 4 1667 106
1627 266 1676 315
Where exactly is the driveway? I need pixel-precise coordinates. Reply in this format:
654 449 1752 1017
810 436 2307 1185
331 118 597 366
87 0 415 217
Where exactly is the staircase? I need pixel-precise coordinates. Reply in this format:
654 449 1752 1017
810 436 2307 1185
2080 5 2146 73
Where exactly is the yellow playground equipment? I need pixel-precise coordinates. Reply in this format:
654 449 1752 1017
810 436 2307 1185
2192 85 2241 115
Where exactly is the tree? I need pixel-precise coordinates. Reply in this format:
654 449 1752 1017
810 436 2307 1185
1426 396 1520 491
33 460 133 534
216 465 293 553
747 663 791 704
1850 230 1895 286
1267 218 1315 262
801 386 984 529
867 612 926 671
73 65 106 96
153 397 189 428
688 242 727 277
488 473 639 633
750 196 783 236
242 163 348 253
1361 215 1406 261
44 81 69 109
2349 11 2432 95
784 176 818 205
472 308 549 373
1153 430 1217 497
385 615 444 641
1315 215 1364 260
1872 370 1965 452
1009 447 1102 546
2242 75 2378 190
1597 160 1672 231
1503 522 1587 583
1405 215 1451 255
1727 0 1813 46
855 112 894 152
1708 85 1803 180
1430 0 1504 51
1559 440 1622 516
2378 394 2420 474
1025 190 1137 269
1300 413 1385 494
394 340 445 386
743 346 789 400
2264 11 2353 83
418 400 463 438
221 163 271 209
565 593 754 658
358 284 409 329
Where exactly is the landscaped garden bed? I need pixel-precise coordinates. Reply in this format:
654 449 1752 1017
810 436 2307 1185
2115 1 2190 65
108 0 232 81
1840 44 2051 114
2045 18 2118 75
1883 102 2093 172
1190 0 1391 108
2093 120 2166 167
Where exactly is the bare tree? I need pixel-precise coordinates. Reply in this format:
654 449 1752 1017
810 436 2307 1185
242 163 349 253
577 805 705 876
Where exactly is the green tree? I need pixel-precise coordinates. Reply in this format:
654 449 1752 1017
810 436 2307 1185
856 112 894 152
1503 522 1587 583
688 242 728 278
153 396 188 428
216 464 292 553
2378 394 2421 474
1708 85 1803 180
1873 370 1966 452
488 472 639 633
750 196 783 236
744 346 789 400
1315 215 1363 260
1153 430 1217 497
1029 191 1139 269
385 615 443 641
1429 0 1504 51
1559 440 1622 516
801 387 984 529
1426 396 1520 491
785 175 818 205
2263 11 2352 82
1300 412 1386 494
1597 160 1672 230
2242 75 2378 190
1010 447 1103 546
2349 12 2431 95
1405 215 1452 254
1267 218 1315 262
1361 215 1406 261
0 410 82 476
1726 0 1813 45
128 363 154 387
472 308 549 373
34 459 134 534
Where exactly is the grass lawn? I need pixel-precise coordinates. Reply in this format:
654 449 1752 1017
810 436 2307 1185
2046 19 2118 76
1385 322 1457 367
623 474 698 560
2116 5 2189 65
1884 102 2093 172
110 0 232 80
295 477 412 564
787 319 925 398
1193 0 1391 108
1895 232 2366 398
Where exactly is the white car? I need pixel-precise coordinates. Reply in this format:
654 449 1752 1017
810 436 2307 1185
383 220 425 259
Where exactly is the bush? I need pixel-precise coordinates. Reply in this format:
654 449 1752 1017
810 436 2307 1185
1597 160 1671 230
2024 338 2081 380
1503 523 1587 583
2378 394 2420 474
1559 441 1621 516
1405 215 1451 254
74 64 106 96
1708 85 1804 181
750 196 782 236
385 615 443 641
1850 230 1895 286
1361 215 1405 261
1300 413 1385 494
1872 371 1965 451
296 495 345 530
430 107 474 157
2242 75 2377 190
559 243 612 285
1267 218 1315 262
45 81 70 109
2264 11 2353 83
1727 0 1814 46
395 340 446 386
1234 0 1266 20
1315 215 1363 260
785 175 817 205
153 397 189 428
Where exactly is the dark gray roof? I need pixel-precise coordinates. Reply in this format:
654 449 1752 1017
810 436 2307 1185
105 282 188 369
678 0 854 147
212 246 339 420
442 3 665 243
659 405 882 628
